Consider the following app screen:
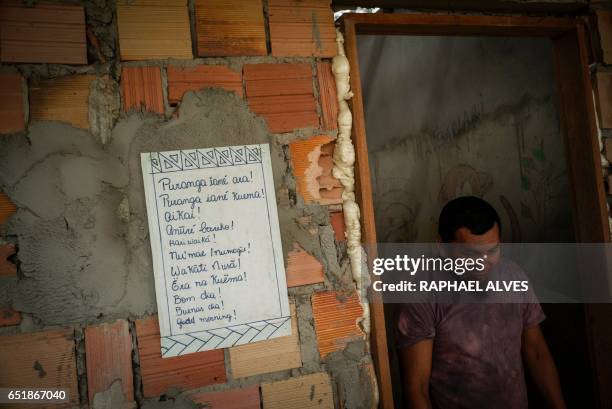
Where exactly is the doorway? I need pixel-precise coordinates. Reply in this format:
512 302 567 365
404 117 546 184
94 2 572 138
343 14 611 408
358 33 591 409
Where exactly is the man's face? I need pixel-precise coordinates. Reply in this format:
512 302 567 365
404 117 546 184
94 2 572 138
447 223 501 281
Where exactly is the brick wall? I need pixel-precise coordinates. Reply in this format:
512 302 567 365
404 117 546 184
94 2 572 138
3 1 611 408
0 1 374 408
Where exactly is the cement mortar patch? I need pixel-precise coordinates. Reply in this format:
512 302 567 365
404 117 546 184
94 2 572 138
0 88 324 327
92 380 129 409
324 340 375 409
295 294 322 373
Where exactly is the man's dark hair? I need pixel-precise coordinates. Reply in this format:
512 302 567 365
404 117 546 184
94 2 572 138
438 196 501 242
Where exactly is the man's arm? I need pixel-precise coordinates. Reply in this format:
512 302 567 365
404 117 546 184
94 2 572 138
522 325 566 409
399 339 433 409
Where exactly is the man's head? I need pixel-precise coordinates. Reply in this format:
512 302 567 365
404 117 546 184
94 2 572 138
438 196 501 279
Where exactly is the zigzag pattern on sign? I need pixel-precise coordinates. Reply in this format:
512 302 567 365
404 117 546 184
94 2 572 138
160 316 291 357
147 146 263 174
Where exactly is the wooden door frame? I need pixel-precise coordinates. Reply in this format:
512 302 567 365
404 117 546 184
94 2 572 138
339 12 610 409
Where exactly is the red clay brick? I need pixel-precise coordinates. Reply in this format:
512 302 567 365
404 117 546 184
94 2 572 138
244 63 318 133
286 244 324 287
166 65 243 105
135 315 226 397
0 329 79 406
317 142 343 203
0 191 17 225
0 244 16 278
0 1 87 64
268 0 336 58
121 66 164 114
317 62 338 131
189 385 260 409
311 291 364 358
290 135 333 202
195 0 266 57
29 75 95 129
0 307 21 327
330 211 346 241
261 373 334 409
0 73 25 134
289 136 343 204
116 0 192 61
595 71 612 129
85 320 134 403
228 304 301 378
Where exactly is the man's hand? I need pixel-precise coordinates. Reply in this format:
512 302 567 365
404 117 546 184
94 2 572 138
522 325 567 409
399 339 433 409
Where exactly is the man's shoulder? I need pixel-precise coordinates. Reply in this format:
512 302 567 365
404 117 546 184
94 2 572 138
497 257 529 280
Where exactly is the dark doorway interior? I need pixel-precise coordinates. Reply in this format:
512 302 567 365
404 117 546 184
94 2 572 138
357 34 594 408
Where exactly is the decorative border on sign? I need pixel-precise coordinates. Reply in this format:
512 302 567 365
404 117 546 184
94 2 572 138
149 145 263 174
160 316 291 357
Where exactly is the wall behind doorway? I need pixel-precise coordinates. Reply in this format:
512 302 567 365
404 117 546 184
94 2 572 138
358 35 574 244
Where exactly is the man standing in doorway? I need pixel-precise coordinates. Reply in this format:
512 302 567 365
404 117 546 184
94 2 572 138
398 196 566 409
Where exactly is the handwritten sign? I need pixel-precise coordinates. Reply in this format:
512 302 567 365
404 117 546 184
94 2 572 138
141 144 290 357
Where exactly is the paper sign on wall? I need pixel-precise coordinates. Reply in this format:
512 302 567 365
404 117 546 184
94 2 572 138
140 144 290 357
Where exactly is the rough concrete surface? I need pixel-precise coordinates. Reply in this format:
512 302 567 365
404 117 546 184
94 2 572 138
92 379 136 409
0 89 327 326
140 394 199 409
84 0 118 64
325 340 375 409
358 35 573 243
89 76 120 145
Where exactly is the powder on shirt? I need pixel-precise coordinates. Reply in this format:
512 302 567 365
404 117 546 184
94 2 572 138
396 259 545 409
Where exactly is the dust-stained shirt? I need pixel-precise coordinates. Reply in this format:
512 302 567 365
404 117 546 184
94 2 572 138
396 259 545 409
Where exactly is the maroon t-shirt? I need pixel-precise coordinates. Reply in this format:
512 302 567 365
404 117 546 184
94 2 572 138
396 260 545 409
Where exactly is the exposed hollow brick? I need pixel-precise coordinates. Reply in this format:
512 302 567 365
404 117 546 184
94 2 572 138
166 65 243 105
194 0 267 57
329 211 346 241
189 385 261 409
317 62 338 131
29 74 95 129
285 243 324 287
0 1 87 64
289 136 343 205
116 0 192 61
261 372 334 409
134 315 226 397
0 73 26 134
244 63 319 133
317 142 344 203
268 0 336 58
85 320 134 403
311 291 364 358
121 66 164 114
595 72 612 129
0 244 17 277
0 329 79 406
0 191 17 225
228 304 301 378
0 307 21 327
